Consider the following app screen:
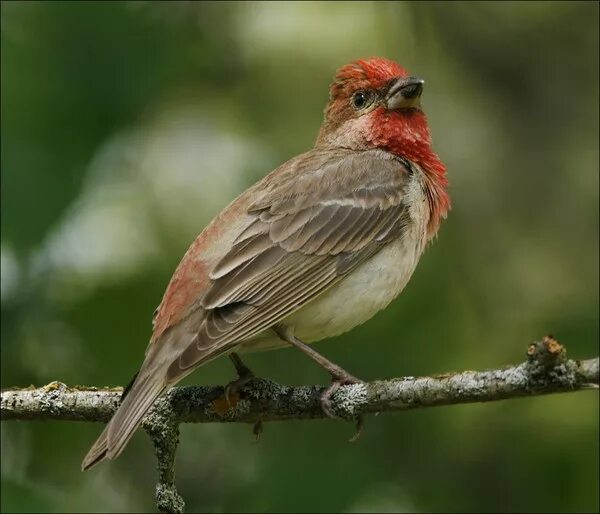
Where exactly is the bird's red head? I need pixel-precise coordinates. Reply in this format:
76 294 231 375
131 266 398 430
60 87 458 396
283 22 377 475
316 57 450 235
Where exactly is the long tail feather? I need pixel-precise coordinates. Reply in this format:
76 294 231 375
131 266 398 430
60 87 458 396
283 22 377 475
81 370 166 471
81 423 110 471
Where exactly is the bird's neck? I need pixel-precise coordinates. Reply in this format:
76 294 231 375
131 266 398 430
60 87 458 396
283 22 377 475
367 109 450 237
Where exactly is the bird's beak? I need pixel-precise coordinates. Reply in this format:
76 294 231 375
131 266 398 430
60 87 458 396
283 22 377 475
386 76 425 110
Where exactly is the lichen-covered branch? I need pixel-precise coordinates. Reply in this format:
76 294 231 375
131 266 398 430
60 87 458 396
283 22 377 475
143 401 185 514
2 337 597 425
1 336 598 513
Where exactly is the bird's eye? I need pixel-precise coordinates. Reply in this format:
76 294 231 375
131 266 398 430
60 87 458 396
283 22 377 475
352 90 370 109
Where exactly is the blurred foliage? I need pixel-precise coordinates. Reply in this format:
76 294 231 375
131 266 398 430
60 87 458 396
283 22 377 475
1 1 598 512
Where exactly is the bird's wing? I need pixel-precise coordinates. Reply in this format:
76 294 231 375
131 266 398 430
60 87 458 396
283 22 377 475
83 148 418 468
167 148 417 377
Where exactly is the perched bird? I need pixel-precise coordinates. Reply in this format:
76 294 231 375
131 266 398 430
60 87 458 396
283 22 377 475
82 57 450 470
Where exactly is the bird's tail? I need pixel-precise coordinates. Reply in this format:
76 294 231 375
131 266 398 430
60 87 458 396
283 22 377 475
81 368 166 471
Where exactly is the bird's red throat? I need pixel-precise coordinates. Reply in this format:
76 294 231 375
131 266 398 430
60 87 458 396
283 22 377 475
367 108 450 237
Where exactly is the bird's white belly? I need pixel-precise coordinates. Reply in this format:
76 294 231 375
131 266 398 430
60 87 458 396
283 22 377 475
239 235 425 352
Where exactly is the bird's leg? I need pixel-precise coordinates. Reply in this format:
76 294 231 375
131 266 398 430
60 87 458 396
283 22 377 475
224 352 255 406
229 352 254 380
274 327 364 440
223 353 263 439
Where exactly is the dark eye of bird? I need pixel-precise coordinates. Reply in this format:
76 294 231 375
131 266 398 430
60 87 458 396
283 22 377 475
352 90 370 109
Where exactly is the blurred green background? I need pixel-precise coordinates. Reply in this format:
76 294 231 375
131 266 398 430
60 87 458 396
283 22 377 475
1 1 598 512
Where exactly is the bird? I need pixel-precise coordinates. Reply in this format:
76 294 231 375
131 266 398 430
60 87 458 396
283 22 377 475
82 57 450 470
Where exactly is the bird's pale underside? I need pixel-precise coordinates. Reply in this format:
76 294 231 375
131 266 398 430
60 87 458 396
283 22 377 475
82 57 448 470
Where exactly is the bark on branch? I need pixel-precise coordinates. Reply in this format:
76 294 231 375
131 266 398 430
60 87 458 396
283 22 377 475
1 336 598 513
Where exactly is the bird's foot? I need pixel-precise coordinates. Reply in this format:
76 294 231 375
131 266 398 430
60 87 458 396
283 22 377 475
321 371 364 442
320 370 361 418
224 353 255 407
224 353 267 442
271 328 365 442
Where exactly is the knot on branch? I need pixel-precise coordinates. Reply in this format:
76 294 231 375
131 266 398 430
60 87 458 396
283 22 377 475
35 381 69 414
525 335 578 390
527 335 566 368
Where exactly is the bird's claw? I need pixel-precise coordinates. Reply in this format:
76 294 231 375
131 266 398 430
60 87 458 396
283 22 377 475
223 372 254 408
348 415 364 443
252 420 263 443
320 373 363 426
223 355 254 407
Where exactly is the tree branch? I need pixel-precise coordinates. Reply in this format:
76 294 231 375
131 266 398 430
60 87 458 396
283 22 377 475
1 336 598 513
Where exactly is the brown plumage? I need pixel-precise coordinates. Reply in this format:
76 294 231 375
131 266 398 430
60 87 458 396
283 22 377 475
82 57 449 470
